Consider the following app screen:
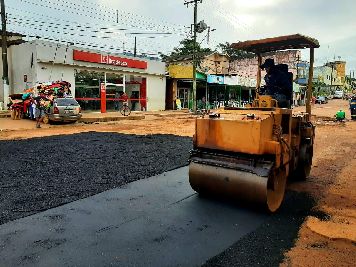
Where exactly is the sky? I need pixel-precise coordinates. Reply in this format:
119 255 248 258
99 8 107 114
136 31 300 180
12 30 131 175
98 0 356 72
7 0 356 73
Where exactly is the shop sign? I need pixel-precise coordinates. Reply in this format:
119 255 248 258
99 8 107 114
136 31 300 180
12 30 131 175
224 76 239 86
249 79 257 88
207 75 224 84
100 83 106 93
168 65 193 79
73 50 147 70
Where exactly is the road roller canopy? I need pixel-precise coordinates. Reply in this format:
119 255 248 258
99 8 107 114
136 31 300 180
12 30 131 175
231 34 320 54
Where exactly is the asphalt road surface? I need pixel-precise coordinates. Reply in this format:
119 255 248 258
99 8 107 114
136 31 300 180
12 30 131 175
0 132 192 225
0 167 268 267
0 132 319 266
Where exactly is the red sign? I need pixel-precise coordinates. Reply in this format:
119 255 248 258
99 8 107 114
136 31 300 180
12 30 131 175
73 50 147 70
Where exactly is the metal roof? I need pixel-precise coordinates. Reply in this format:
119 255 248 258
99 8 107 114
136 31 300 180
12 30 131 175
0 31 26 47
231 34 320 54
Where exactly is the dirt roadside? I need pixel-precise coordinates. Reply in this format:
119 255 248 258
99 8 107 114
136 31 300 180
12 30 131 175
282 102 356 266
0 114 195 140
0 99 355 265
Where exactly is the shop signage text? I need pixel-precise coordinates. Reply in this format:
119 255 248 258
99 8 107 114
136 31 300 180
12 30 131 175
207 75 224 84
73 50 147 70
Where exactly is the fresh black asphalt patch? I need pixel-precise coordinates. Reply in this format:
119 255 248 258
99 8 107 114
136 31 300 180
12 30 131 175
203 191 318 267
0 132 192 225
0 132 319 266
0 167 267 267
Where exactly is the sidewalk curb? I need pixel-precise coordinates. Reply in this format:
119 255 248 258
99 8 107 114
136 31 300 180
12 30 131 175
78 115 145 123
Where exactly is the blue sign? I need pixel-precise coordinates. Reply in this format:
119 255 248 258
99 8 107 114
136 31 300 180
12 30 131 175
207 75 224 84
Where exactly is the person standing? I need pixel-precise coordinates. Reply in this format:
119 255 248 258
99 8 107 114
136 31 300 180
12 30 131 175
115 91 120 110
29 96 36 120
121 91 128 107
131 91 138 111
34 96 46 128
118 91 128 111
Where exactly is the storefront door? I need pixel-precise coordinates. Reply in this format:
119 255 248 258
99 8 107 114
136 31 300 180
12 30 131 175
178 88 189 109
105 73 125 111
106 83 124 111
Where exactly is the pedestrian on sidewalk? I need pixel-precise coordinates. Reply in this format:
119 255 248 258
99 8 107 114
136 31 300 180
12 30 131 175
115 91 120 110
29 96 36 120
34 96 46 128
131 91 138 111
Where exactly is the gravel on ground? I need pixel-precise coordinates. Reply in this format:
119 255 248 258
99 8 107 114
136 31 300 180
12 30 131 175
0 132 192 225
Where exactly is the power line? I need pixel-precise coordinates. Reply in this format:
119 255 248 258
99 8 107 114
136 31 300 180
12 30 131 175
7 8 181 54
18 0 188 34
8 0 199 58
9 0 188 54
9 15 175 53
7 19 165 57
43 0 187 32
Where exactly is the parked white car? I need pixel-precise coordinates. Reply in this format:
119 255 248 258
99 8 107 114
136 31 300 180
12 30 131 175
334 90 344 99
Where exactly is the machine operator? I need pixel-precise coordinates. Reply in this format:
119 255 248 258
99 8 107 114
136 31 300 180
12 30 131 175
259 58 291 108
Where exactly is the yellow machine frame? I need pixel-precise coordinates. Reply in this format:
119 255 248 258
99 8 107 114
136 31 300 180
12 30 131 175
189 34 319 212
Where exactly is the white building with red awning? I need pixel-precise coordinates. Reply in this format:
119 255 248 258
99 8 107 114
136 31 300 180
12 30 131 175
7 40 166 112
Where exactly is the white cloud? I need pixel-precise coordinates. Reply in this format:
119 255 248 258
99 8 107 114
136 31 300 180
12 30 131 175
218 0 283 9
11 0 355 70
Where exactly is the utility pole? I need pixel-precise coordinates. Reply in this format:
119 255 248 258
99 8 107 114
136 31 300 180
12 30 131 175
134 36 137 57
185 0 202 113
330 63 334 93
1 0 9 108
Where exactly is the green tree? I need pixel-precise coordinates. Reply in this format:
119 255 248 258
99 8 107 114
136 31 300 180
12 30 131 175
160 38 212 62
217 42 252 61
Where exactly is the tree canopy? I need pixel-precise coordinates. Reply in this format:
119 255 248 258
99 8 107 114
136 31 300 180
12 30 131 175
160 38 212 62
217 42 254 60
160 38 253 63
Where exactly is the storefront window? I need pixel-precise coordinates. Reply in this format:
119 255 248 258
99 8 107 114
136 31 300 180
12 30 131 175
75 70 104 111
74 70 147 112
125 75 143 111
106 73 125 111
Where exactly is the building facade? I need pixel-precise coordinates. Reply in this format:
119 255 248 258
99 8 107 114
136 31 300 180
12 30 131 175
325 61 346 85
2 40 166 111
313 66 340 86
229 50 301 81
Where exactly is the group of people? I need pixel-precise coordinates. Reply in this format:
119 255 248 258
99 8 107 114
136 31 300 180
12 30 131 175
9 81 72 128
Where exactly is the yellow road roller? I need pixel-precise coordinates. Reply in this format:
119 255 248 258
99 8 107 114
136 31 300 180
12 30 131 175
189 34 319 212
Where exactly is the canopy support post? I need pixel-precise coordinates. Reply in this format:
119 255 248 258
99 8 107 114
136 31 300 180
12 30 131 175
256 54 262 99
306 48 314 118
